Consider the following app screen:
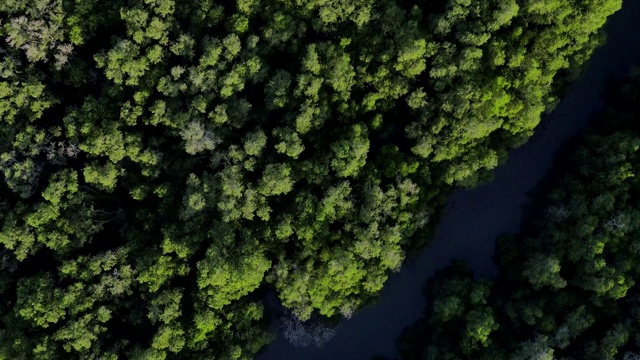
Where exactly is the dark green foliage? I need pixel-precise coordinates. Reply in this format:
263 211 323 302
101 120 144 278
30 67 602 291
398 70 640 360
0 0 621 358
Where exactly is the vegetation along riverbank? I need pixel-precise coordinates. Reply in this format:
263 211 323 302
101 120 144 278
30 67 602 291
0 0 625 359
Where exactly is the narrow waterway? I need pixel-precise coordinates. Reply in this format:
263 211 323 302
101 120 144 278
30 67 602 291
257 2 640 359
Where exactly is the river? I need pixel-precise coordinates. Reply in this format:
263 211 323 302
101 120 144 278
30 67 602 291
256 1 640 359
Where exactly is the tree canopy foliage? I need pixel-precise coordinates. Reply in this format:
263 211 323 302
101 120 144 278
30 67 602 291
0 0 621 358
398 69 640 360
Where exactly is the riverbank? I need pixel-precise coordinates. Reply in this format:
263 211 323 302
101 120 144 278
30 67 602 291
256 2 640 359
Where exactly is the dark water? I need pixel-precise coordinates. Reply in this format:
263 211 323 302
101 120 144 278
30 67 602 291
257 2 640 359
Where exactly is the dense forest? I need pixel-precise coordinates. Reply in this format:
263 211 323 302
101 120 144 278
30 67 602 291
397 69 640 360
0 0 623 359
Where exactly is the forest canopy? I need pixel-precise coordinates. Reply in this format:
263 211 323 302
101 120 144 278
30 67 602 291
397 68 640 360
0 0 622 359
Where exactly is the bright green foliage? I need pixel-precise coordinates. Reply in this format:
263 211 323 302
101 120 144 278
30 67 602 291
83 161 119 192
258 163 294 196
330 123 369 178
197 247 271 310
0 0 621 357
398 70 640 360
